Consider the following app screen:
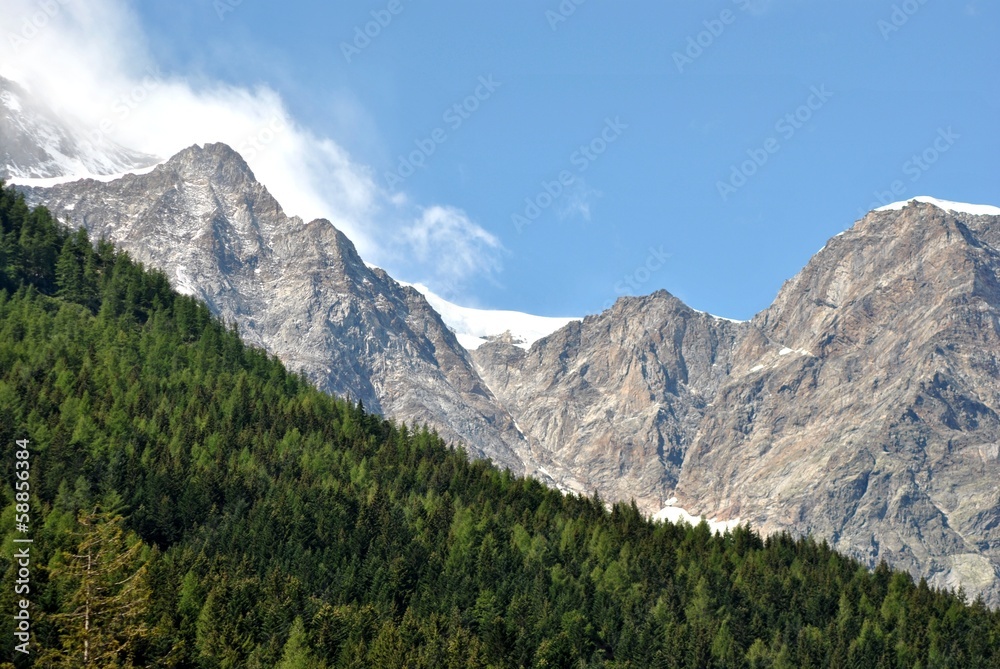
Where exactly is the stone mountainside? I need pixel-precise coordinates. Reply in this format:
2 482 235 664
678 202 1000 602
0 76 156 180
17 143 528 472
471 293 744 510
474 201 1000 603
13 136 1000 603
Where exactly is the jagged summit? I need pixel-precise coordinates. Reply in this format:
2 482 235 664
167 142 257 180
680 201 1000 600
0 76 158 181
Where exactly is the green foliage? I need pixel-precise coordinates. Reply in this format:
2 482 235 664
2 181 1000 667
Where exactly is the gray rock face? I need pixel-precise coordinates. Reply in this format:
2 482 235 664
0 76 156 179
478 201 1000 602
471 292 744 509
18 143 528 472
677 202 1000 602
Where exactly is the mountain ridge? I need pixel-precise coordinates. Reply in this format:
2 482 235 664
16 141 533 474
7 88 1000 604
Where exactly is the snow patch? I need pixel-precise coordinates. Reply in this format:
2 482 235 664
777 346 814 358
654 499 741 535
7 163 162 188
402 282 580 351
0 90 22 113
456 333 489 351
875 196 1000 217
172 266 198 297
693 309 747 324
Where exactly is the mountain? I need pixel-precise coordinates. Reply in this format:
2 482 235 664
471 291 745 510
677 198 1000 601
0 75 158 180
8 81 1000 604
16 142 529 472
475 197 1000 602
3 186 998 667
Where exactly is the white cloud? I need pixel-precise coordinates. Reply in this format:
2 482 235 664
400 206 504 295
0 0 502 292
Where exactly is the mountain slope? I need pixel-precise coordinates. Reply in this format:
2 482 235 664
472 291 744 509
10 77 1000 604
3 185 999 667
16 143 529 472
468 199 1000 603
676 200 1000 600
0 76 157 180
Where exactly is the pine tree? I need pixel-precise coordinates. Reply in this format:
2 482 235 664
55 237 84 303
276 617 326 669
40 503 153 668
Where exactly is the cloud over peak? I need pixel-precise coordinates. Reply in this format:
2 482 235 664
1 0 503 293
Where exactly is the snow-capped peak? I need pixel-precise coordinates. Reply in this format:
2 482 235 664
1 76 158 181
403 282 580 351
875 196 1000 217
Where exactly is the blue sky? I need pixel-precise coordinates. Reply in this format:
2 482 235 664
6 1 999 320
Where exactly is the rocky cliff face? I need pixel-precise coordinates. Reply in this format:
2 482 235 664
471 292 744 509
676 202 1000 601
478 199 1000 601
18 143 528 472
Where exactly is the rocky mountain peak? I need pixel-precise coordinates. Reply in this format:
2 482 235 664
753 200 994 361
1 75 158 180
678 201 1000 602
167 142 256 182
19 143 531 473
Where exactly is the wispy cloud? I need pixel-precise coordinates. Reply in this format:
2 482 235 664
400 206 504 296
0 0 502 293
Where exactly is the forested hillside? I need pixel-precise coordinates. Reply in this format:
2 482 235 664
2 181 999 667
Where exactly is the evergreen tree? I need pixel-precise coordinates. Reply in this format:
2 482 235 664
40 503 153 667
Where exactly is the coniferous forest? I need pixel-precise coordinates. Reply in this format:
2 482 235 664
2 181 1000 667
